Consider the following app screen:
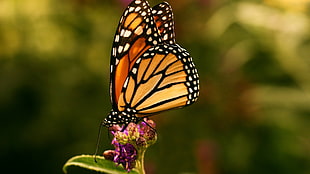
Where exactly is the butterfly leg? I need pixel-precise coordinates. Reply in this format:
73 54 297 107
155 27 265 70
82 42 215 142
141 117 157 133
120 124 129 132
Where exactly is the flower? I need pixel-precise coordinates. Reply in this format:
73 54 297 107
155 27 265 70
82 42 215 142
113 143 137 171
103 118 157 172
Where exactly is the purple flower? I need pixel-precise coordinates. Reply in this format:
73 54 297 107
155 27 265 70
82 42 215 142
113 143 137 171
103 119 157 172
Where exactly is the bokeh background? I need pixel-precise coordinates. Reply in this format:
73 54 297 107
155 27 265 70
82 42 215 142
1 0 310 173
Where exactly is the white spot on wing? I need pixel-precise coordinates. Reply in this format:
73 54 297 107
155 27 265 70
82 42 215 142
146 28 152 35
124 10 128 16
118 46 123 53
163 34 168 40
120 29 125 36
129 7 135 12
123 43 130 52
134 26 143 35
124 30 132 37
112 47 116 56
136 58 142 64
132 68 137 74
115 58 119 65
135 6 141 12
114 35 119 42
123 77 129 88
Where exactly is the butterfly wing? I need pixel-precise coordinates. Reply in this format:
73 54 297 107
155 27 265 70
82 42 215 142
110 0 162 109
117 44 199 115
152 2 176 44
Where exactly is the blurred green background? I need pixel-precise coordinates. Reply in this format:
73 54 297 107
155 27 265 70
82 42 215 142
1 0 310 173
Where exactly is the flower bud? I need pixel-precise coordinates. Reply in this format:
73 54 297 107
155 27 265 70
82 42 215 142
103 150 116 161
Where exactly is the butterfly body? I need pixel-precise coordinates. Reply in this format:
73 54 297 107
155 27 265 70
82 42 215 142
102 0 199 128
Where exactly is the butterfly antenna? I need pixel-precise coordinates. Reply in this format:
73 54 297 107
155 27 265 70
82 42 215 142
94 121 104 163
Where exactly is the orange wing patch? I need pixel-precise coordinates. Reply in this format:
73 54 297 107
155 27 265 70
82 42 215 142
136 83 188 113
158 70 186 89
137 58 151 83
114 55 129 103
131 73 162 106
143 54 165 81
124 13 140 28
154 53 178 74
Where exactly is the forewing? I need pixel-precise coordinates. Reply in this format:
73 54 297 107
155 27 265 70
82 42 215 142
152 2 176 44
110 0 162 109
117 44 199 115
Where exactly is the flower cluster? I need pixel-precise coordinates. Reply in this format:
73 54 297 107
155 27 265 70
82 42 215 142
103 119 157 172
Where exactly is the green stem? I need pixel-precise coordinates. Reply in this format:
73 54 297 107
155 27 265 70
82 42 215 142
134 149 146 174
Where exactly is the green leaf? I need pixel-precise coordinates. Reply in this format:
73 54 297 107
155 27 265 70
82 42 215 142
63 155 139 174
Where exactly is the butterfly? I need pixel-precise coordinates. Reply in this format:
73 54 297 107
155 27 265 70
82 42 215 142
102 0 199 128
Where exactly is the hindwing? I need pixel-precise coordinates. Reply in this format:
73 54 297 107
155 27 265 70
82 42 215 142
117 44 199 115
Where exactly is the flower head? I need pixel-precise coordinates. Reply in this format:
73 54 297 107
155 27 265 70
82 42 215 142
113 143 137 171
103 118 157 172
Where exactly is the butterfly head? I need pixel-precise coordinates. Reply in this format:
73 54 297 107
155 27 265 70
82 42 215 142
102 109 138 128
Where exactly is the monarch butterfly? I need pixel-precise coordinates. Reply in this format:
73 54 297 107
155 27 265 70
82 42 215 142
102 0 199 128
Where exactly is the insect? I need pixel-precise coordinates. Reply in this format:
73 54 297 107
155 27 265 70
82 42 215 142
102 0 199 128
